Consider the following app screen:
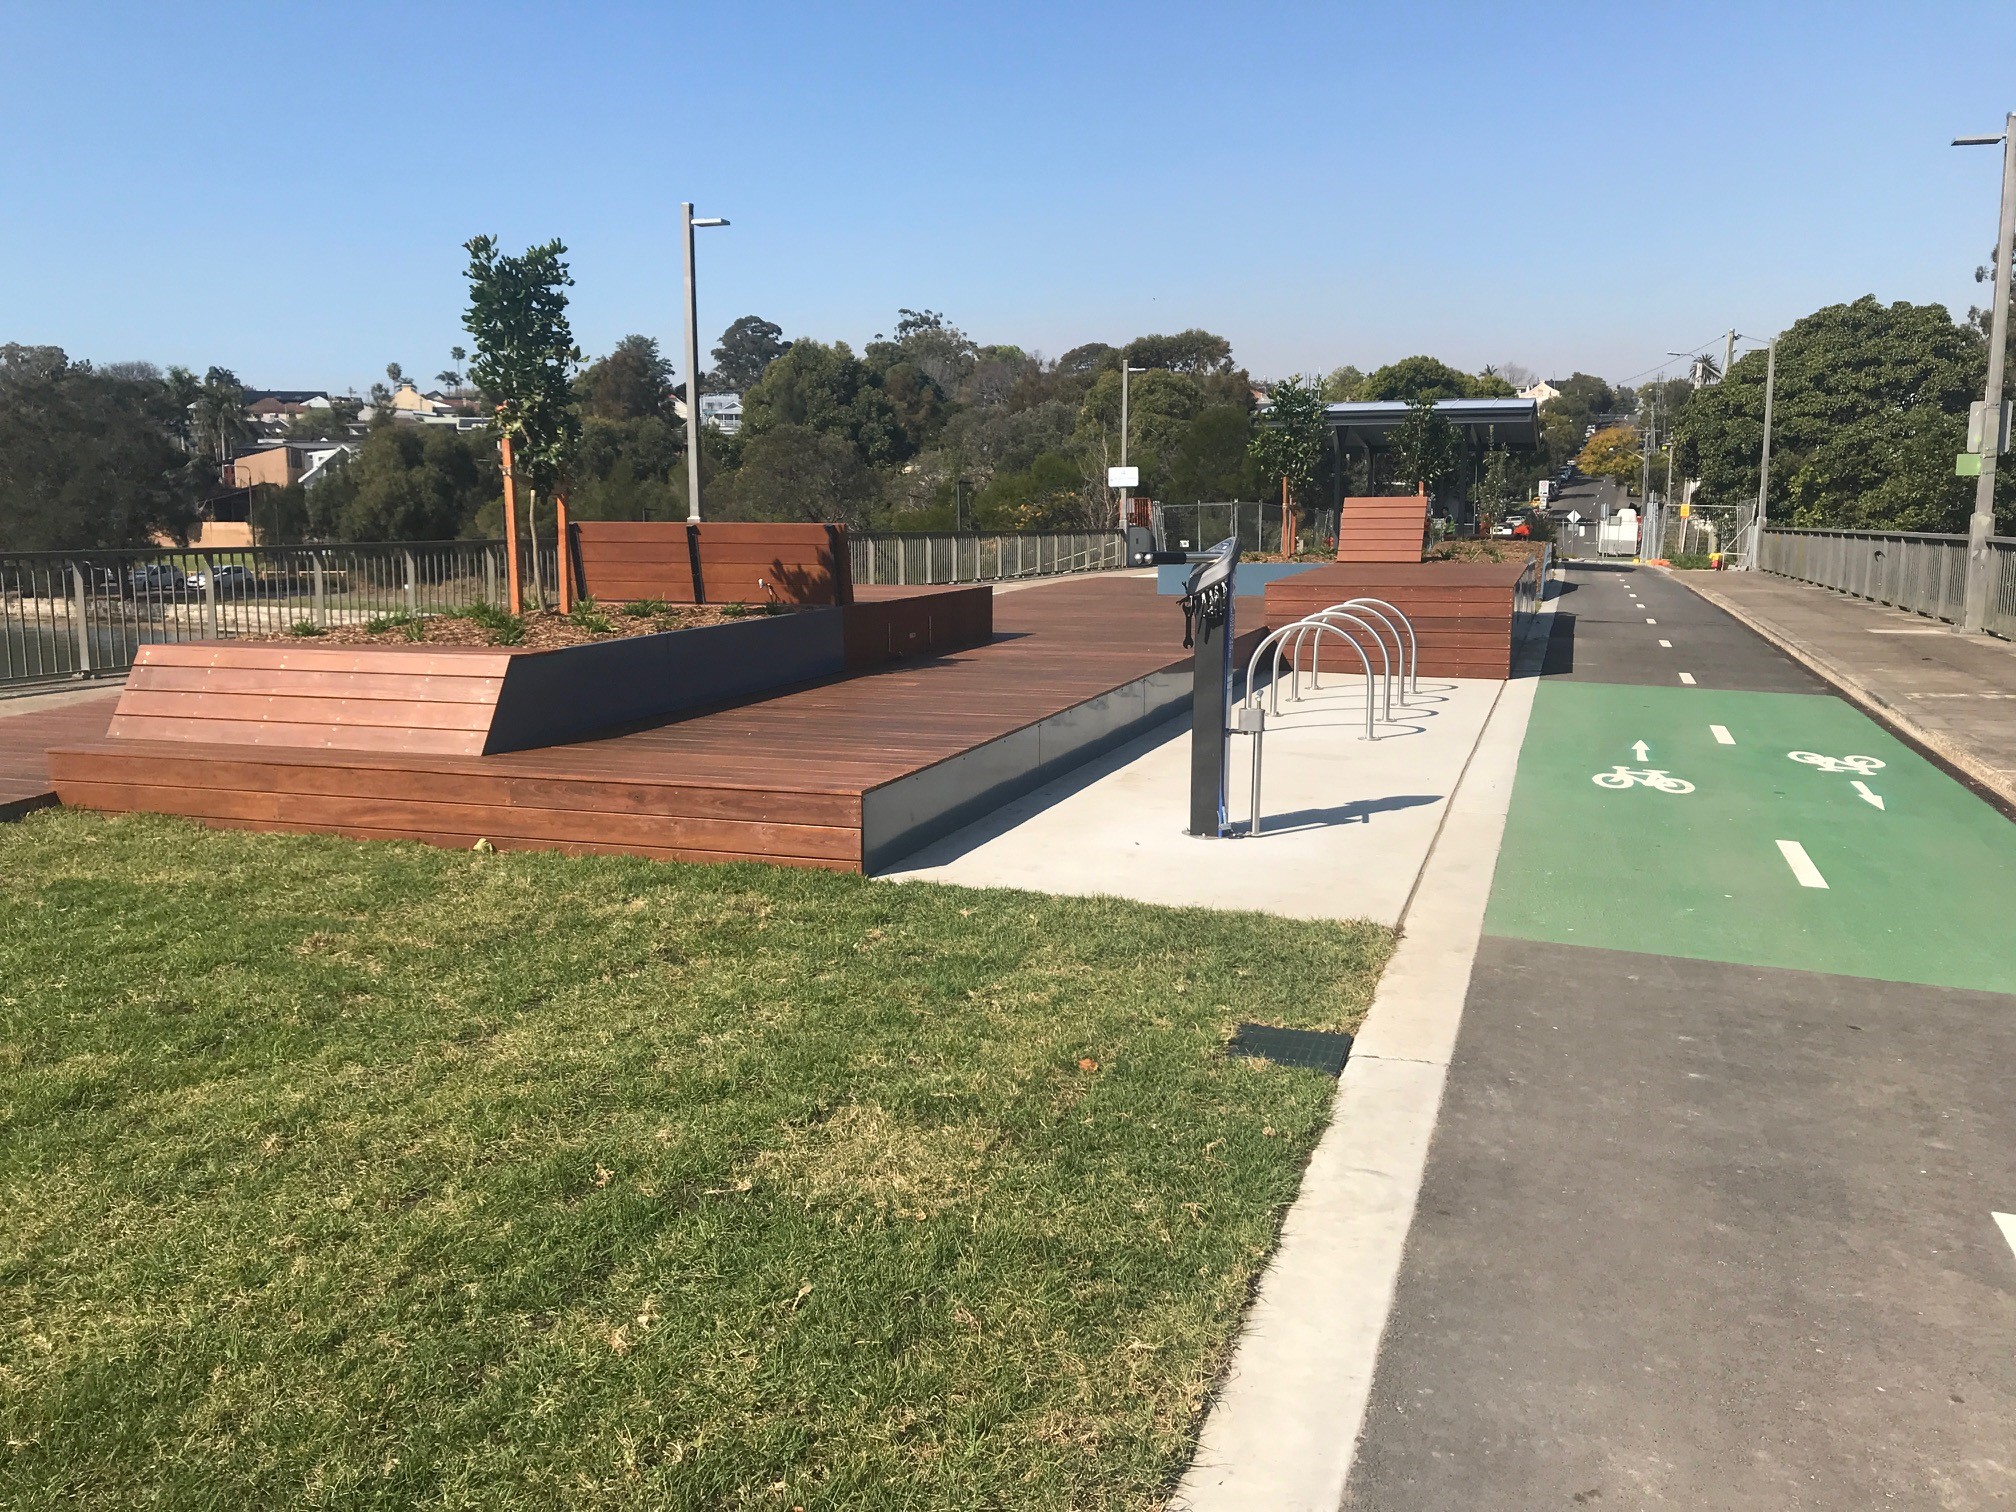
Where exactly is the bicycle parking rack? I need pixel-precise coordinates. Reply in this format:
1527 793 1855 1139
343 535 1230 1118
1231 599 1421 837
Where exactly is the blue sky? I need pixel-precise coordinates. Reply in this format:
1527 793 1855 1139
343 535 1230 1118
5 2 2014 394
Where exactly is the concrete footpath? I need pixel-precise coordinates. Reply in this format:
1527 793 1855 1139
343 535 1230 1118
1674 568 2016 807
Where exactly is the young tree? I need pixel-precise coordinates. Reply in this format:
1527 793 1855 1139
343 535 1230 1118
190 366 248 468
1247 375 1327 553
463 234 582 611
1389 397 1460 496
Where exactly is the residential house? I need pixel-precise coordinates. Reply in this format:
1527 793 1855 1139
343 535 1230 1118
670 391 744 434
1518 379 1563 405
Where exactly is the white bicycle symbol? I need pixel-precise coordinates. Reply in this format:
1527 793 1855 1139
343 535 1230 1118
1591 766 1696 794
1788 751 1885 775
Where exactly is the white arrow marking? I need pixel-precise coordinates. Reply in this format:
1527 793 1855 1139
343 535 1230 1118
1710 724 1734 745
1632 740 1650 761
1995 1212 2016 1262
1777 839 1829 889
1852 780 1886 810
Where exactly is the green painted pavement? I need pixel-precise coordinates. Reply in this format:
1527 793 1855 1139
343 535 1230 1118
1485 681 2016 994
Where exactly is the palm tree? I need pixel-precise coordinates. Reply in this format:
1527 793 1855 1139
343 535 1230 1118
191 367 248 468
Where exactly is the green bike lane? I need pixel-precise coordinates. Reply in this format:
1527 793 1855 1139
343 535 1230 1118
1486 678 2016 996
1343 565 2016 1511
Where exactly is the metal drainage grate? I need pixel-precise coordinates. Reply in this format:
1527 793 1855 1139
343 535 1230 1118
1226 1023 1353 1077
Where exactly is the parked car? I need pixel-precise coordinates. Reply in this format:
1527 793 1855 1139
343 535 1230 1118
124 563 188 598
186 563 256 597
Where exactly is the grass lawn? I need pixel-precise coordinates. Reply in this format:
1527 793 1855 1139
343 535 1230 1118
0 810 1391 1510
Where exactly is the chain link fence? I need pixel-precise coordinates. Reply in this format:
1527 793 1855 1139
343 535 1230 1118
849 531 1123 586
1759 526 2016 638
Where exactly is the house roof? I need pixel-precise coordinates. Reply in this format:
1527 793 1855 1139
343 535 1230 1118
242 390 329 405
1322 397 1540 448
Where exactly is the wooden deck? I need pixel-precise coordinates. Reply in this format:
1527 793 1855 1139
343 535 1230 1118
49 579 1261 872
0 693 119 818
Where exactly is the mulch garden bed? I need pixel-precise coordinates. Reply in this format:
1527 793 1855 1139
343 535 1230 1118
281 601 793 651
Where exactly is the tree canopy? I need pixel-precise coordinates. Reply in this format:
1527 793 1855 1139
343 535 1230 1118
0 345 205 550
709 316 791 393
577 335 673 421
1676 295 2010 532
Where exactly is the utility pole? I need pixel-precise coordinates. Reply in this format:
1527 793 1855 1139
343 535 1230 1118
1753 338 1777 570
1638 398 1655 559
1662 439 1676 559
1722 329 1737 385
1957 114 2016 631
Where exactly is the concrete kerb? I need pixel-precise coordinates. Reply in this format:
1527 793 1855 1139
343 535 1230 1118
1662 569 2016 811
1169 582 1558 1512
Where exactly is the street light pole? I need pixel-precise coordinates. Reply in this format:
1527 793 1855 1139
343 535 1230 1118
1956 116 2016 631
681 202 730 525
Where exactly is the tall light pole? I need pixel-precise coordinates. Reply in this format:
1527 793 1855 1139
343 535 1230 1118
1954 117 2016 631
1118 362 1144 529
682 202 730 524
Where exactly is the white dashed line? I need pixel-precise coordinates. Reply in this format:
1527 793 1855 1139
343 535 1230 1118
1710 724 1734 745
1776 840 1829 889
1678 672 1696 685
1645 618 1656 625
1995 1212 2016 1262
1658 639 1672 647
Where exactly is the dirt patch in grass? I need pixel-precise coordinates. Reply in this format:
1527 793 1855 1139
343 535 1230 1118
0 810 1392 1510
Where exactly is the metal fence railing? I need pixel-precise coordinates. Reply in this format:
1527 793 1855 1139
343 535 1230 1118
850 530 1124 586
0 540 559 690
1758 526 2016 639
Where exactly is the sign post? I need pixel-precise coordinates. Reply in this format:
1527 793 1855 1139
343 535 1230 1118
1179 536 1241 837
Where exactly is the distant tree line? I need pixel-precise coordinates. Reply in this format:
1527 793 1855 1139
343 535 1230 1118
35 281 2012 550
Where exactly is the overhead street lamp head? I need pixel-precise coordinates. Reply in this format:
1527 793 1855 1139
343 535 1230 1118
692 217 730 227
1954 134 2006 147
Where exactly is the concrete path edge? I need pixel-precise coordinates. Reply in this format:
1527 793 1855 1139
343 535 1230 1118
1169 596 1555 1511
1663 569 2016 809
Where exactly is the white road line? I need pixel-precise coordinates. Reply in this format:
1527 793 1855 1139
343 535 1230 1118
1776 839 1829 889
1995 1212 2016 1262
1678 672 1697 685
1645 617 1657 624
1711 724 1734 745
1659 639 1672 647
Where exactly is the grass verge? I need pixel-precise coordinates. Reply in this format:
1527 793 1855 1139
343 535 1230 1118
0 810 1391 1510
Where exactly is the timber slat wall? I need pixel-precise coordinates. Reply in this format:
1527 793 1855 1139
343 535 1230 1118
49 580 1251 872
1266 561 1527 679
1335 493 1430 563
571 521 851 606
107 644 512 755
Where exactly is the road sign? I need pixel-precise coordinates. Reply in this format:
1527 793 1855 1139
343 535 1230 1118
1107 465 1140 489
1566 510 1582 524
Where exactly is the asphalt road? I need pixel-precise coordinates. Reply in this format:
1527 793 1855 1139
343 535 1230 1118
1343 562 2016 1510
